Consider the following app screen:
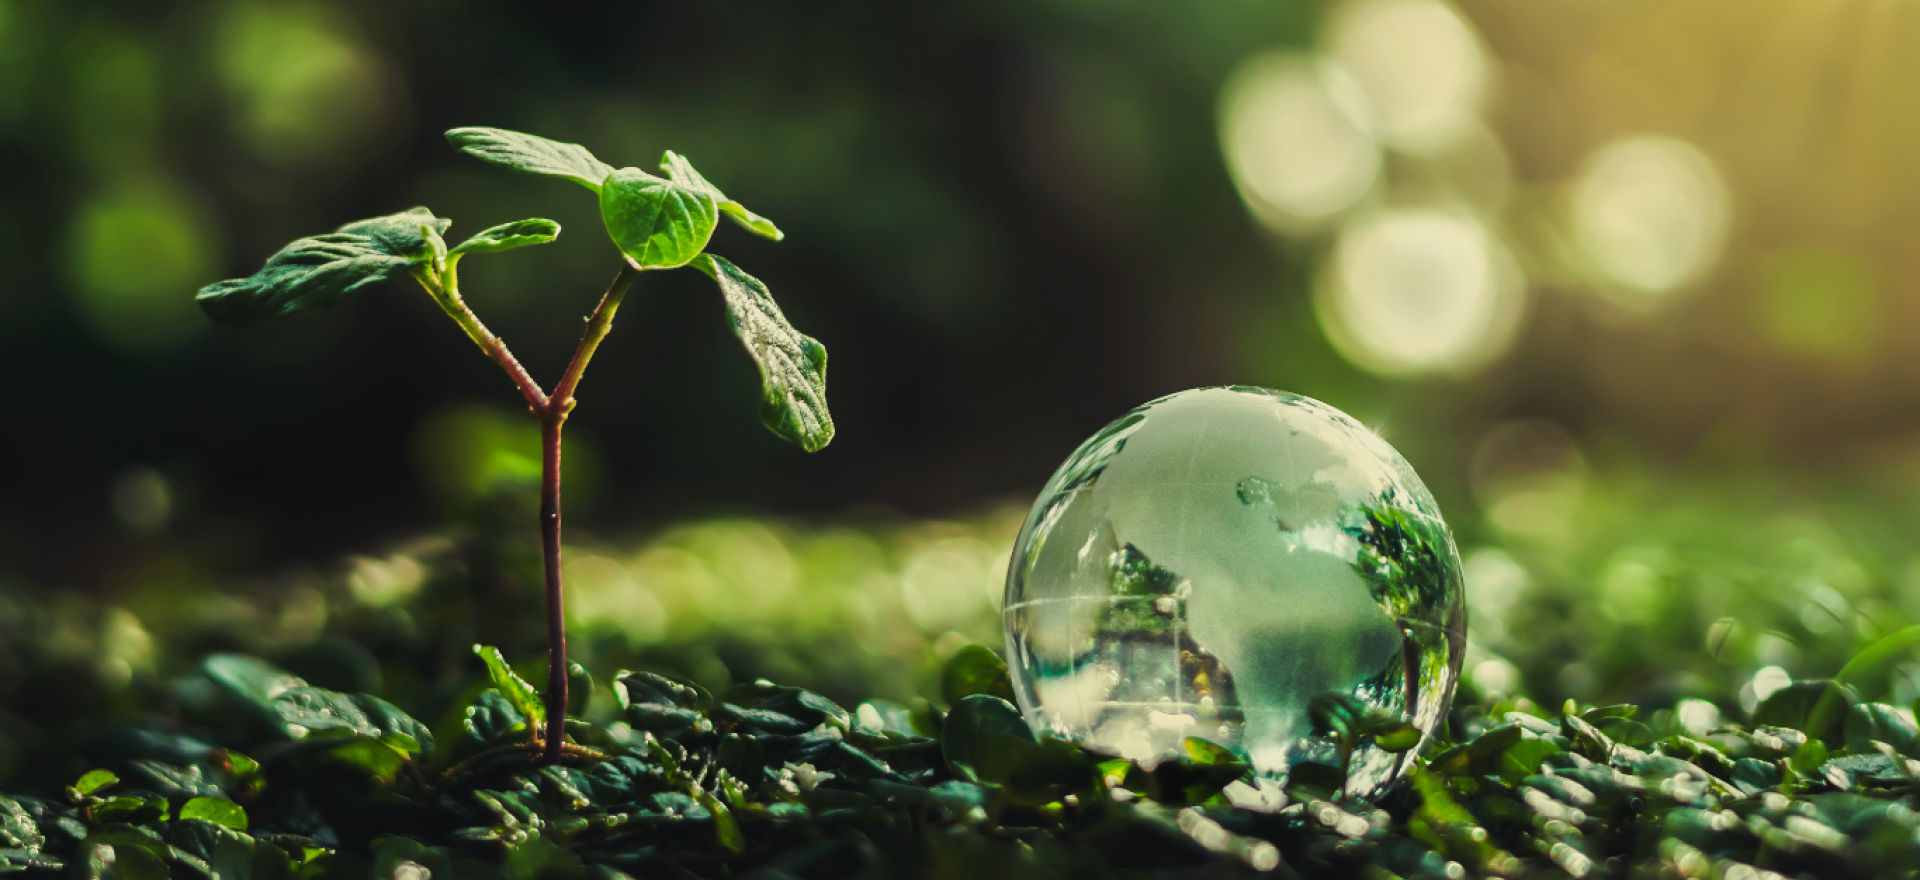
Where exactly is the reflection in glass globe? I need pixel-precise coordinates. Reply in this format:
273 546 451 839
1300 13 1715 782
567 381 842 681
1003 387 1465 799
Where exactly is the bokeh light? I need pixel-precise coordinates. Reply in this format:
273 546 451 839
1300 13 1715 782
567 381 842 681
412 404 603 511
109 467 172 535
565 554 670 647
65 178 220 352
1468 418 1586 540
1324 0 1488 156
1316 206 1523 375
1756 248 1880 364
1219 52 1380 231
1570 135 1731 307
215 1 399 167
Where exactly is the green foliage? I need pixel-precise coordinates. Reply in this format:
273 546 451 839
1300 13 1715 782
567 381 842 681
473 645 545 730
598 166 717 270
11 640 1920 879
941 643 1017 705
194 207 448 327
443 127 614 192
691 253 834 452
176 798 245 832
660 150 783 241
447 219 560 257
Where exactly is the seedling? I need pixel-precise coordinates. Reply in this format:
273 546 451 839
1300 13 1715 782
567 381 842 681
196 127 834 763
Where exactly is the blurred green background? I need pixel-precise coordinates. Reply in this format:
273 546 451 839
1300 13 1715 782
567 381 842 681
6 0 1920 791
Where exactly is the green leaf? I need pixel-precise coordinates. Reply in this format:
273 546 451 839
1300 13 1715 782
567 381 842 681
566 662 593 719
1498 738 1564 787
1182 737 1239 766
1307 692 1367 742
1597 718 1654 748
196 208 450 328
1373 723 1422 753
940 644 1017 706
1753 679 1857 748
473 645 545 728
1845 703 1919 757
448 219 561 257
445 128 614 192
268 688 433 757
614 670 712 711
690 254 834 452
941 695 1036 785
319 738 410 784
660 151 783 240
599 167 717 269
70 770 118 798
203 656 306 709
178 799 246 832
463 689 528 744
691 789 745 853
1562 713 1614 761
723 680 850 731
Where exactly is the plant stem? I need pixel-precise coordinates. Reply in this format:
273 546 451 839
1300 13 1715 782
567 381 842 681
426 262 641 766
539 413 566 764
552 263 640 408
531 264 639 763
421 267 549 409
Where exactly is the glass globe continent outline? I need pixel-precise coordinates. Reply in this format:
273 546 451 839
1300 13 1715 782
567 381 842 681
1002 386 1466 799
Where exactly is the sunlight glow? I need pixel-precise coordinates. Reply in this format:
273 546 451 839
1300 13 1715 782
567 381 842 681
1220 52 1381 231
1571 135 1731 307
1326 0 1488 156
1318 207 1523 375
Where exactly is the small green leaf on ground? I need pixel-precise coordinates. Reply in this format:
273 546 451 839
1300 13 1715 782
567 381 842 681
1753 679 1856 747
449 219 560 257
474 645 546 728
941 644 1016 706
660 151 783 240
1845 702 1919 757
941 695 1036 785
599 168 717 269
179 798 247 832
693 789 745 853
269 687 433 756
446 128 614 192
1373 722 1422 753
690 254 833 452
196 207 452 327
70 770 118 798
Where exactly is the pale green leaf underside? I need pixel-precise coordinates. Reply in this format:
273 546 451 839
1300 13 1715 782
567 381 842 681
691 254 833 452
196 207 450 328
450 218 561 256
600 167 717 269
474 644 546 727
661 151 783 241
445 127 614 192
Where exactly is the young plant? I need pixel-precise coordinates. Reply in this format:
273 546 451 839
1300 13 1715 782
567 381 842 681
195 127 834 763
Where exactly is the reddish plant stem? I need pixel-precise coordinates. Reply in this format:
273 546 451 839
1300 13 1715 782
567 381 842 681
428 261 641 766
539 413 567 764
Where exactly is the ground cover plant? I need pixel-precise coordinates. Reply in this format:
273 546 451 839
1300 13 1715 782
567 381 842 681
5 469 1920 876
3 638 1920 879
192 128 833 763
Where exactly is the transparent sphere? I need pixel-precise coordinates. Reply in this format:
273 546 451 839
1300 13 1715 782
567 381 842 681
1003 387 1466 798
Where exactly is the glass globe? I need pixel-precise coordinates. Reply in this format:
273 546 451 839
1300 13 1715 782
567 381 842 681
1003 386 1466 798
